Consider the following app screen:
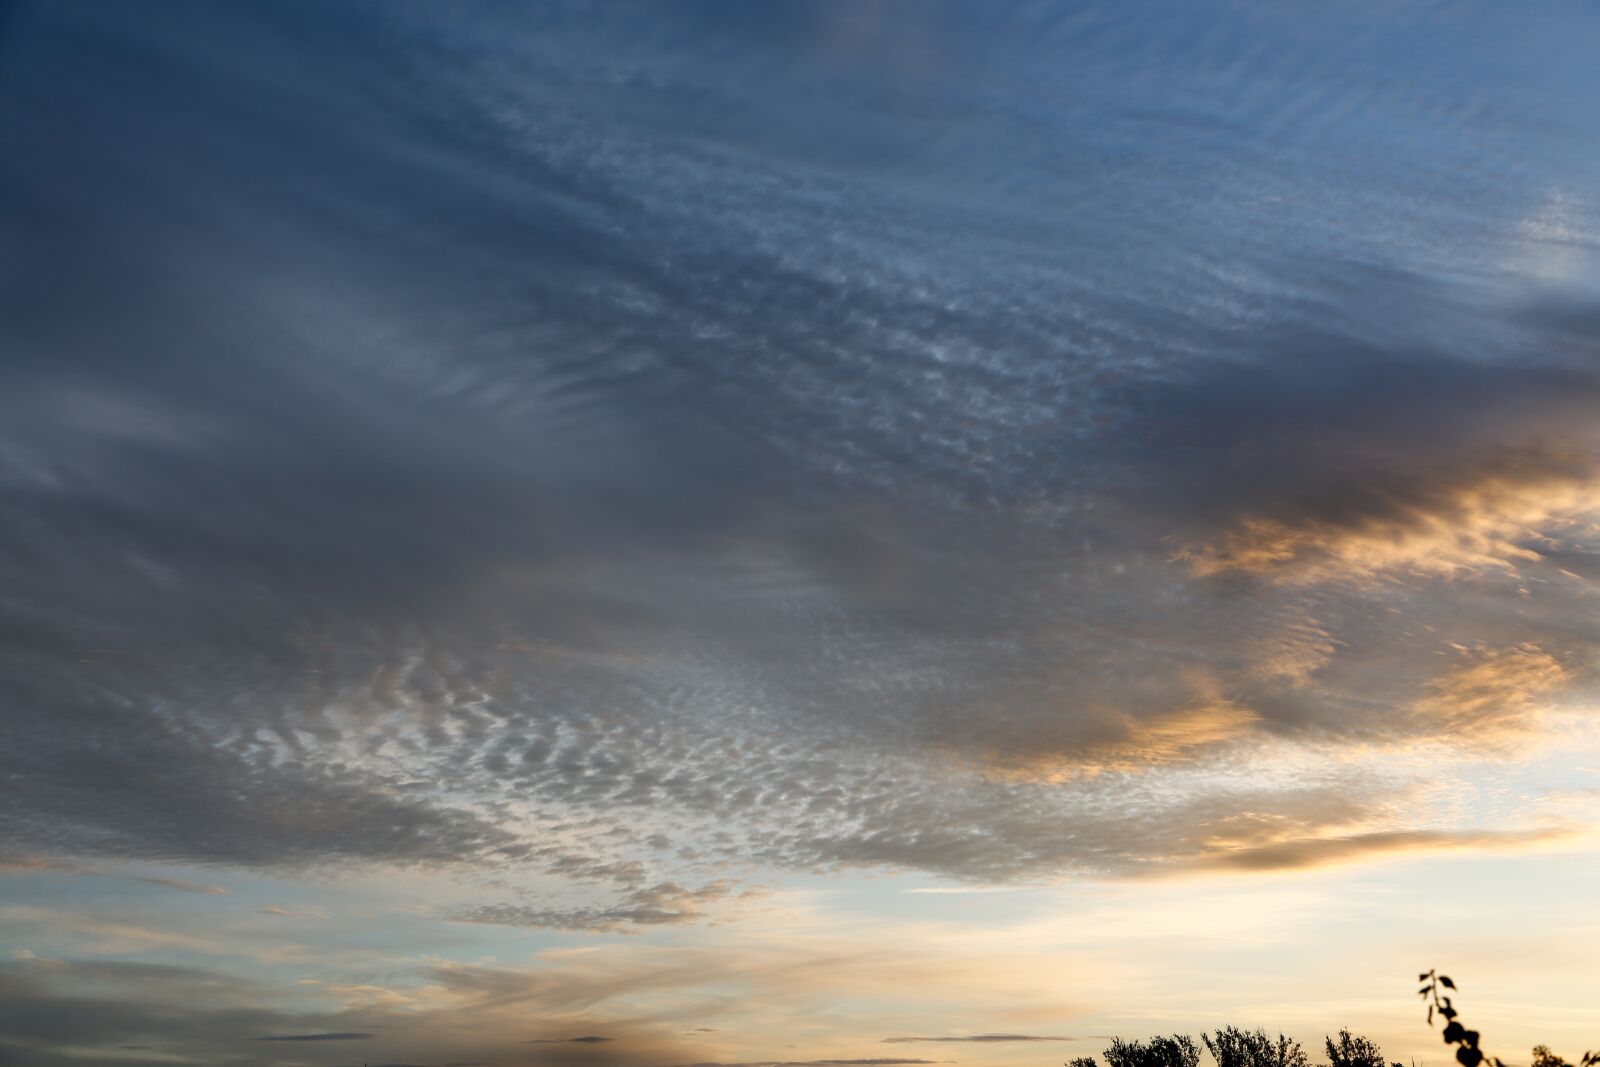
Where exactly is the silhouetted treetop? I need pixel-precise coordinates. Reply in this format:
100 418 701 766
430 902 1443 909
1103 1035 1202 1067
1533 1046 1575 1067
1325 1029 1386 1067
1203 1027 1309 1067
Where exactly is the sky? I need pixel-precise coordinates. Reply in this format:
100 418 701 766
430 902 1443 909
2 1 1600 1065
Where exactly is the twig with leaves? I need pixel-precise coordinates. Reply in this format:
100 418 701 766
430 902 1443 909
1419 969 1600 1067
1418 969 1497 1067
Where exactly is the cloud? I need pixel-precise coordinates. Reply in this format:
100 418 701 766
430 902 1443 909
4 0 1597 1057
0 859 228 896
1174 452 1600 585
0 856 96 875
530 1037 615 1044
0 687 529 869
901 886 1021 895
983 697 1261 781
459 882 735 932
0 0 1597 930
883 1034 1075 1043
1412 643 1571 749
667 1060 938 1067
0 906 220 955
1195 827 1577 873
134 876 228 895
0 954 705 1067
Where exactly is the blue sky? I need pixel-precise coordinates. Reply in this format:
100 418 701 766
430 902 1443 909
1 2 1599 1065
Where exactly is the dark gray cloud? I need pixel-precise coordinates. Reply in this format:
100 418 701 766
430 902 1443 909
1 0 1597 948
254 1031 375 1042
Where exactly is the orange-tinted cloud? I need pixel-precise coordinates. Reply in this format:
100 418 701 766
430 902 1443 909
1411 643 1570 748
986 697 1260 782
1194 826 1576 872
1175 454 1600 584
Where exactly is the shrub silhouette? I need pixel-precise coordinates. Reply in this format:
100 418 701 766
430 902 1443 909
1533 1046 1573 1067
1325 1028 1387 1067
1071 1029 1311 1067
1203 1026 1309 1067
1101 1035 1202 1067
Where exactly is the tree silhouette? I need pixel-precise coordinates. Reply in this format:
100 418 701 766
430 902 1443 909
1066 970 1599 1067
1325 1029 1386 1067
1203 1027 1309 1067
1100 1035 1202 1067
1533 1046 1573 1067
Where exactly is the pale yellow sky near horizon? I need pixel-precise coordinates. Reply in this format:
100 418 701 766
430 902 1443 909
5 815 1598 1067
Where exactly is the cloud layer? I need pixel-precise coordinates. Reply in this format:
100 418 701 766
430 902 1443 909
2 0 1596 885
